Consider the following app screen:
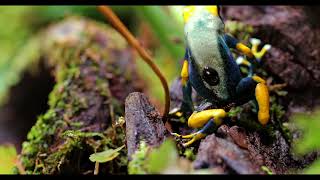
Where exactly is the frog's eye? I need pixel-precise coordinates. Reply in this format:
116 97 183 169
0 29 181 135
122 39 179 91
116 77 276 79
202 66 219 86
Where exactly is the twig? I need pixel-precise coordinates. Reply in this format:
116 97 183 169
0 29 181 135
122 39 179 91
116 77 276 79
97 6 170 123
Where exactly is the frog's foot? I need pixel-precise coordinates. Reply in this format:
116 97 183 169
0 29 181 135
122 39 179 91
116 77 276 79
171 132 206 147
236 56 251 67
236 56 254 76
172 113 223 147
250 38 272 60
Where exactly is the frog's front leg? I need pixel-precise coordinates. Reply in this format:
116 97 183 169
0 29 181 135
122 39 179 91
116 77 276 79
180 60 194 114
172 109 227 147
224 34 271 63
169 58 194 118
236 76 270 125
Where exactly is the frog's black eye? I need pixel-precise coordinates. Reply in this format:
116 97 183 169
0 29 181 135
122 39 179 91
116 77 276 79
202 67 219 86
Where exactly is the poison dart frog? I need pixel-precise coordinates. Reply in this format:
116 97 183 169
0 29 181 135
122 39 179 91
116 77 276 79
170 6 272 147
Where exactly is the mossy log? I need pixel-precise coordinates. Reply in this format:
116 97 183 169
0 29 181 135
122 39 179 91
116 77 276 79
19 17 143 174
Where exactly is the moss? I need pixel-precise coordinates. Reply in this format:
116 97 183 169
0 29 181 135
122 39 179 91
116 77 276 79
40 138 83 174
281 122 293 144
128 141 149 174
261 165 273 175
270 96 286 121
19 17 134 174
183 148 196 161
225 20 255 43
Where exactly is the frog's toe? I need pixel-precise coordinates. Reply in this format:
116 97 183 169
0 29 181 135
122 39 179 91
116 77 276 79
264 44 272 51
182 133 206 147
182 138 196 147
250 37 272 60
171 132 199 139
171 132 182 138
257 44 272 59
250 38 261 46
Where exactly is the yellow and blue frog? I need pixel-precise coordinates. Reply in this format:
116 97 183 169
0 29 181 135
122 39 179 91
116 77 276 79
170 6 272 147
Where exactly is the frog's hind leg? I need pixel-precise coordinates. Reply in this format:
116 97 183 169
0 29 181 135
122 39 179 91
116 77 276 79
236 76 270 126
252 76 270 125
172 109 226 147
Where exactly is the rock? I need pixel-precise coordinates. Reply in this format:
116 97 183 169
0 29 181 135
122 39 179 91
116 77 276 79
216 125 249 149
193 134 262 174
125 92 169 159
246 130 317 174
229 126 249 149
216 124 231 138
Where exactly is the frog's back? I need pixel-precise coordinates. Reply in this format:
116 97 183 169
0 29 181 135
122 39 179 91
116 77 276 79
185 9 241 104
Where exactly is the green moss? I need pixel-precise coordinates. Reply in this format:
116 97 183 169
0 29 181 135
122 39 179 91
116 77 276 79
227 106 243 118
270 96 286 120
20 61 85 172
261 166 273 175
41 138 83 174
225 20 254 43
128 141 149 174
128 139 181 174
19 17 130 174
183 148 195 161
21 109 64 172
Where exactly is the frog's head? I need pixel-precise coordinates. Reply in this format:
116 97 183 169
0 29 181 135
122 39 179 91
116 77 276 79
183 6 224 31
183 6 238 103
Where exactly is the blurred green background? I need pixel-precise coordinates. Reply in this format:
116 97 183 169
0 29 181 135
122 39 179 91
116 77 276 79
0 6 186 107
